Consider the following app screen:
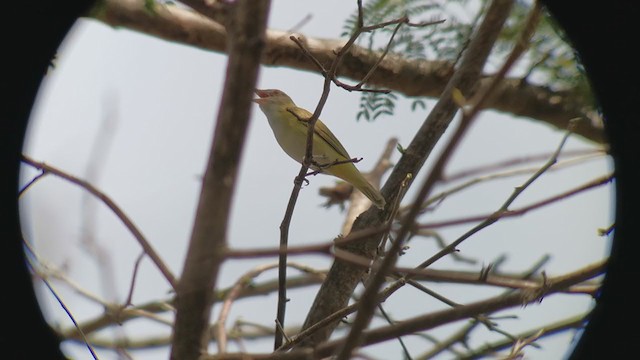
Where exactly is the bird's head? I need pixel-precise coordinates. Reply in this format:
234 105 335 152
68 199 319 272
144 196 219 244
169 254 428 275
253 89 295 108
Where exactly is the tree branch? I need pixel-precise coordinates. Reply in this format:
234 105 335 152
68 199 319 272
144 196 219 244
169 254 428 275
332 2 518 356
310 260 604 358
91 0 604 144
457 314 585 359
21 155 177 290
198 261 604 360
170 1 271 359
299 0 516 349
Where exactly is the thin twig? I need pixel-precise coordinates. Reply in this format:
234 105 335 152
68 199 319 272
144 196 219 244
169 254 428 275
80 89 120 303
289 36 328 75
504 329 545 359
421 151 606 213
400 277 524 342
278 280 406 352
375 304 413 360
212 260 603 360
24 239 115 309
18 168 47 197
26 239 177 346
306 157 363 177
274 0 405 347
60 274 324 341
519 51 551 85
219 262 322 352
442 148 605 183
225 223 391 259
290 15 443 94
465 0 542 118
418 174 613 230
416 254 553 359
312 261 605 358
411 230 477 264
20 155 177 290
458 315 585 359
403 151 604 222
334 1 516 358
90 0 605 144
414 123 579 272
124 252 146 306
25 257 100 360
356 17 405 88
286 13 312 33
354 19 445 89
217 263 280 353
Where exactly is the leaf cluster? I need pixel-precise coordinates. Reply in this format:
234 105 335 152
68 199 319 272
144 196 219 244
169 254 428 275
342 0 590 122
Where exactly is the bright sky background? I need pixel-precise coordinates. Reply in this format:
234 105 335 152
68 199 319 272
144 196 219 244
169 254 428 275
20 1 613 359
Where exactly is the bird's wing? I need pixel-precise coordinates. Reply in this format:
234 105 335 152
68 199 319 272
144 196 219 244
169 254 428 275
286 106 351 159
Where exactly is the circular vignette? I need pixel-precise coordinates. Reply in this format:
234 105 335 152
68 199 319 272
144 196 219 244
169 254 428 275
540 1 640 359
3 1 639 359
3 1 94 359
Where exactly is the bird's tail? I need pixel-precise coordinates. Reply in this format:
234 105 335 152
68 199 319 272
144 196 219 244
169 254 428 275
330 163 386 209
355 178 386 209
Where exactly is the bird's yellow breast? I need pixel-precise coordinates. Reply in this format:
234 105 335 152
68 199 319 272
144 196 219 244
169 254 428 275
263 106 348 169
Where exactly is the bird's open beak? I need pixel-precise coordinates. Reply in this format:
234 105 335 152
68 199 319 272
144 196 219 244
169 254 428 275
252 89 270 104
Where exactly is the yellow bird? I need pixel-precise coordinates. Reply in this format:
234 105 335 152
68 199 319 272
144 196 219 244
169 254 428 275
253 89 386 209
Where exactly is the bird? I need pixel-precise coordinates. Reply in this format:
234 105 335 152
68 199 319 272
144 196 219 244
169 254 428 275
253 89 386 209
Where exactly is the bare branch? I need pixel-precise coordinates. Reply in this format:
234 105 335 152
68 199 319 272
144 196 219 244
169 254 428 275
310 260 605 358
123 252 146 306
273 1 425 347
24 243 99 359
216 263 279 353
18 168 47 196
305 0 516 352
21 155 177 290
413 122 579 272
457 314 585 359
442 148 605 183
418 174 613 230
170 1 271 358
59 274 324 341
199 261 604 360
216 262 322 353
92 0 604 143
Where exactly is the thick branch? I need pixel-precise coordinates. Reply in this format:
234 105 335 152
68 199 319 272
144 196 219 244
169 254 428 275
170 1 270 359
299 0 515 349
311 261 604 358
333 1 518 357
92 0 604 144
199 261 604 360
